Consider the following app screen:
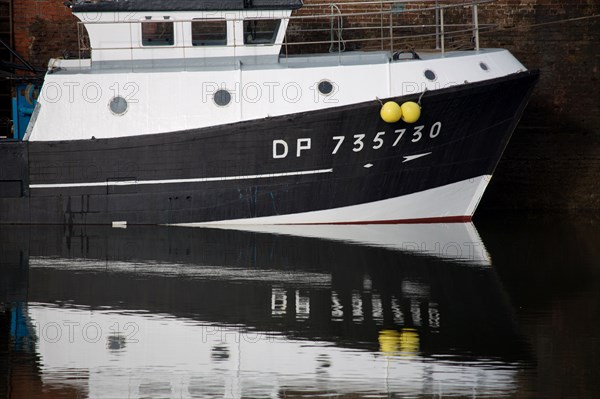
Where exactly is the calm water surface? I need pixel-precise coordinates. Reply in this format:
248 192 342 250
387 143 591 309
1 216 599 398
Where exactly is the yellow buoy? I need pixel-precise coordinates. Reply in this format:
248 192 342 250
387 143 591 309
400 101 421 124
380 101 402 123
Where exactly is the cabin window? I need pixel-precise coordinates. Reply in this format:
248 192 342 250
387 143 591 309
192 19 227 46
109 96 128 115
424 69 437 81
318 80 334 95
213 89 232 107
141 21 174 46
243 19 281 45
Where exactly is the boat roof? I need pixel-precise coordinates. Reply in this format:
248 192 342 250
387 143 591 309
69 0 304 12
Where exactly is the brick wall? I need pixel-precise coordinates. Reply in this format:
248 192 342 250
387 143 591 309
13 0 79 67
474 1 600 212
480 0 600 131
0 0 13 135
10 0 600 211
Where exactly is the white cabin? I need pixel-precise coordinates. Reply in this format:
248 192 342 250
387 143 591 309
67 0 302 66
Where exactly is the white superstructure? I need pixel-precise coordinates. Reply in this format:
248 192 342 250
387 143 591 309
28 1 526 141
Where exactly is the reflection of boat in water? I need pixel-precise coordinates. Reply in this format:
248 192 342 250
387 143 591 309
203 223 491 265
1 223 524 398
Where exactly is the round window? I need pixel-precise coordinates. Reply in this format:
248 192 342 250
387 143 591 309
318 80 334 95
424 69 437 81
479 62 490 71
214 89 232 107
109 96 128 115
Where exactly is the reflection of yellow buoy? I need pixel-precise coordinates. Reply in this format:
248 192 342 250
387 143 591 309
378 328 420 356
399 328 420 355
380 101 402 123
400 101 421 124
379 330 400 355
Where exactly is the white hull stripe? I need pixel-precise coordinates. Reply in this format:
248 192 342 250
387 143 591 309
176 175 493 226
29 168 333 189
403 152 432 163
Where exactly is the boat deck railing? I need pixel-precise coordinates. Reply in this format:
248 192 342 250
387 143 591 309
287 0 496 55
75 0 497 62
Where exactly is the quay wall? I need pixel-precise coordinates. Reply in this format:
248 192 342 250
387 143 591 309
10 0 600 211
476 0 599 213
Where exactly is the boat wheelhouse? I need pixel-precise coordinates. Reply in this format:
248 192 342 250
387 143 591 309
1 0 539 225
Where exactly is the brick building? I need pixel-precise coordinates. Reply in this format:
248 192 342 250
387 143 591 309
12 0 78 67
0 0 14 132
3 0 600 211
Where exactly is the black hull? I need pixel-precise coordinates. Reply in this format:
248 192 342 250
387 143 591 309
0 71 539 225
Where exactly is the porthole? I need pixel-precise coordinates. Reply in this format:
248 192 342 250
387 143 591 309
317 80 334 95
479 62 490 71
109 96 128 115
424 69 437 81
214 89 232 107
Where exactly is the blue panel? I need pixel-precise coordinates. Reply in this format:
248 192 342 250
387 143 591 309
11 97 18 139
13 84 39 140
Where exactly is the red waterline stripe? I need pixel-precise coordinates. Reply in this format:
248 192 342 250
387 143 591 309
289 215 472 225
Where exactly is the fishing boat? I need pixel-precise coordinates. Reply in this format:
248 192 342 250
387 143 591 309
1 0 539 225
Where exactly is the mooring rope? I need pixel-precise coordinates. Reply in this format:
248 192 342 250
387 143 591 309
482 13 600 33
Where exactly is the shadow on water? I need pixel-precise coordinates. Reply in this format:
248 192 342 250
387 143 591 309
478 214 600 399
0 218 599 398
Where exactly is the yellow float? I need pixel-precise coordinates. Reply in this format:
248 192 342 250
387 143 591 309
380 101 402 123
400 101 421 124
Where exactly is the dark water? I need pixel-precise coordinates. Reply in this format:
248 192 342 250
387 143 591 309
1 216 599 398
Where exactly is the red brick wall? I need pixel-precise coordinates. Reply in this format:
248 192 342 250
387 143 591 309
475 1 600 212
480 1 599 131
13 0 79 67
